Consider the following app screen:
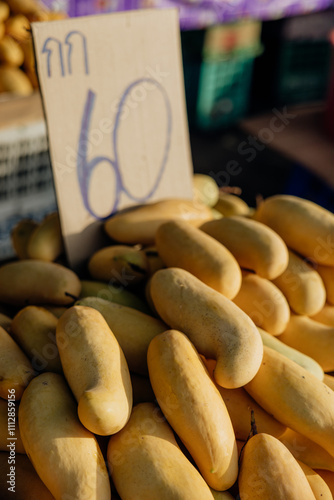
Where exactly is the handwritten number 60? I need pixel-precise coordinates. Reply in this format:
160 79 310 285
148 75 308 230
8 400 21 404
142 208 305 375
77 78 172 220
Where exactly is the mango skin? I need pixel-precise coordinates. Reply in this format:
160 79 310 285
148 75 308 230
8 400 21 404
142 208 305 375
258 327 324 380
213 192 250 217
107 402 214 500
155 219 242 299
204 358 286 441
245 346 334 458
19 372 111 500
317 265 334 306
272 250 326 316
279 315 334 372
233 272 290 335
11 218 38 259
238 433 316 500
27 212 64 262
200 215 289 279
147 330 238 491
279 428 334 472
150 267 263 389
104 198 213 245
0 260 81 306
75 296 167 375
0 326 35 400
297 459 333 499
255 194 334 265
11 306 62 374
56 305 132 435
193 173 220 207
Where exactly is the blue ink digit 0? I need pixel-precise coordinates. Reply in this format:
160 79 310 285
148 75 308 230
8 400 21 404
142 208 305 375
77 78 172 220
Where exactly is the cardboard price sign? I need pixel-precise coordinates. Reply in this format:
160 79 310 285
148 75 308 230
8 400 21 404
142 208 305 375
32 9 193 270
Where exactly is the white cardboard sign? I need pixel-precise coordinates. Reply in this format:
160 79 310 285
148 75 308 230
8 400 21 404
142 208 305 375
32 9 193 271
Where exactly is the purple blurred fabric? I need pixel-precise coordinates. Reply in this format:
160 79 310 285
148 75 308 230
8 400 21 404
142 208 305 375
42 0 333 29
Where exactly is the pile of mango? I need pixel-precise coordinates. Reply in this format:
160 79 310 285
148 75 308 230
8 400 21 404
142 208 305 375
1 174 334 499
0 0 66 96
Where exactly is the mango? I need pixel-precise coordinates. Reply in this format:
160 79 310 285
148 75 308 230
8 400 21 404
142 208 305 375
0 260 81 306
238 433 316 499
107 402 214 500
56 305 132 435
255 194 334 266
147 330 238 490
155 219 242 298
19 372 111 500
200 215 288 279
104 198 213 245
272 249 326 316
150 267 263 389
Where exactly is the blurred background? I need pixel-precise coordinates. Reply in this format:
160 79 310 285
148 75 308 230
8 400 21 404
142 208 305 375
1 0 334 258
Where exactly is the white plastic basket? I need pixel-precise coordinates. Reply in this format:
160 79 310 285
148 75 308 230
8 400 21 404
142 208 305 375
0 120 56 260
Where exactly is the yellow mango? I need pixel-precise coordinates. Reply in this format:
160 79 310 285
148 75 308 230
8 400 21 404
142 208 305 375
104 198 213 245
88 244 148 285
75 296 167 375
200 215 288 279
0 452 54 500
107 402 214 500
11 218 38 259
279 315 334 372
147 330 238 490
150 267 263 389
214 192 250 217
0 260 81 306
19 372 111 500
80 279 150 313
204 358 286 441
0 326 35 400
245 346 334 458
56 305 132 435
4 15 30 42
317 265 334 305
0 66 33 95
238 433 316 499
27 212 64 262
255 194 334 265
0 36 24 66
233 271 289 334
5 0 43 15
279 428 334 472
21 37 35 72
193 173 220 207
11 306 62 373
298 460 333 500
315 470 334 496
0 398 25 454
210 490 235 500
0 2 9 23
311 303 334 327
272 249 326 315
258 327 323 380
155 219 242 299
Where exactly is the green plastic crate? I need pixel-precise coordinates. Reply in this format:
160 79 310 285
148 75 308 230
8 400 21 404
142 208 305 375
276 39 332 104
195 54 256 130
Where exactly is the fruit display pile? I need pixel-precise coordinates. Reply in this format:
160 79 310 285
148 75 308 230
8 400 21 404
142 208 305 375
0 0 66 96
1 174 334 499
